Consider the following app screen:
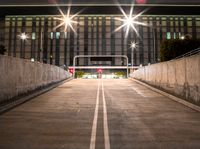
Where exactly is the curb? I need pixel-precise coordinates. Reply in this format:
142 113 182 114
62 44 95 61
130 78 200 112
0 78 73 114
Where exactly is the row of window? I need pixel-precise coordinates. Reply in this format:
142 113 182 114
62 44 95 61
20 32 190 40
5 15 200 66
5 22 200 28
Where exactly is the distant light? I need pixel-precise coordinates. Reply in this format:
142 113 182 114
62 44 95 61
180 36 185 40
136 0 147 4
68 67 74 74
130 41 137 49
31 58 35 62
97 68 103 73
64 17 71 26
127 17 133 26
21 34 27 40
54 7 81 33
18 33 29 40
115 4 147 37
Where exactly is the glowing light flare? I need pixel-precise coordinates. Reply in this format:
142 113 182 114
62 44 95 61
18 33 29 40
180 36 185 40
97 68 103 73
68 67 75 74
64 17 71 26
115 5 148 37
130 41 137 49
136 0 147 4
54 7 80 33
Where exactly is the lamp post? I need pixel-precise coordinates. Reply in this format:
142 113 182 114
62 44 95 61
150 25 156 63
115 6 157 64
143 24 156 63
18 33 28 58
130 41 136 68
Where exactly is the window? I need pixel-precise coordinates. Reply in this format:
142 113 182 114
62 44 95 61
56 32 60 39
166 32 171 39
50 32 54 39
178 33 182 38
64 32 68 39
174 32 176 39
32 32 36 40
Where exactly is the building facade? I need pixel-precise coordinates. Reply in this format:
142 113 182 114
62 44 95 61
1 1 200 67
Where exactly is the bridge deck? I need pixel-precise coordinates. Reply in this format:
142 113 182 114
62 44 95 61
0 79 200 149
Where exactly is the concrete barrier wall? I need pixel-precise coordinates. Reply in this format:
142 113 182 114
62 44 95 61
0 55 71 102
131 54 200 106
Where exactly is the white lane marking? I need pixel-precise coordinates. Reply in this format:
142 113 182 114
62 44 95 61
102 80 111 149
132 87 146 97
132 87 161 98
89 79 100 149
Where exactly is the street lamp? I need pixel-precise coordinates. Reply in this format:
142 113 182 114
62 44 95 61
53 7 81 67
19 33 28 40
115 6 147 38
18 33 28 58
54 7 79 33
115 5 157 64
180 34 192 40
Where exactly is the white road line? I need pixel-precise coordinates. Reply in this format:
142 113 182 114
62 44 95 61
132 87 146 97
102 80 111 149
89 79 100 149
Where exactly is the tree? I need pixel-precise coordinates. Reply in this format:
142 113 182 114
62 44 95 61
115 71 126 78
160 38 200 62
0 44 6 55
75 71 85 78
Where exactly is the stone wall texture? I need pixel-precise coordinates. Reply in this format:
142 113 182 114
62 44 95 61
131 54 200 106
0 55 71 102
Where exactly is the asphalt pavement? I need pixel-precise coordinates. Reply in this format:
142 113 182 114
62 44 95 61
0 79 200 149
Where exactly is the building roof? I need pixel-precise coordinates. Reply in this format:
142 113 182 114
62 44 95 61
0 0 200 17
0 0 200 6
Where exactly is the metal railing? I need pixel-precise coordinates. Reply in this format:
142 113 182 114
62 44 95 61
73 55 129 78
172 47 200 60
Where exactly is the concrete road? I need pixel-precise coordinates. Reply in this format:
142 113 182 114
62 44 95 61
0 79 200 149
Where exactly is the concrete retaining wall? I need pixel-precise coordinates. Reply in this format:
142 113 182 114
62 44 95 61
131 54 200 106
0 55 71 102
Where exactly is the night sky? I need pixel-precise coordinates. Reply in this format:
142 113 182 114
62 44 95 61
0 0 199 5
0 0 199 16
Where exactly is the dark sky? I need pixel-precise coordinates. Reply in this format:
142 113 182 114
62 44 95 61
0 0 200 5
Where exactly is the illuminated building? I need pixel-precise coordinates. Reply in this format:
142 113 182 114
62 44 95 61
0 0 200 67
